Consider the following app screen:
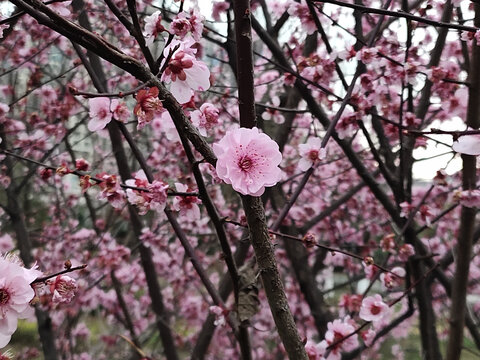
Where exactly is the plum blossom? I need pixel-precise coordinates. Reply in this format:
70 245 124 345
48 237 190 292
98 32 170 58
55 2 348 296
190 103 219 136
75 158 89 171
160 38 210 104
87 98 128 131
298 137 325 171
125 171 169 215
212 1 230 21
171 11 204 41
87 98 112 132
453 189 480 208
452 128 480 155
49 275 77 304
359 294 390 323
97 173 125 209
143 11 166 46
319 317 359 360
288 2 316 34
172 183 201 219
305 339 326 360
380 267 405 290
0 255 42 348
213 127 282 196
134 87 164 129
361 328 376 347
209 305 226 327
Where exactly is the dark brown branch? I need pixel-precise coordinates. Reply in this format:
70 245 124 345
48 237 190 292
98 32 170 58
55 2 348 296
315 0 478 32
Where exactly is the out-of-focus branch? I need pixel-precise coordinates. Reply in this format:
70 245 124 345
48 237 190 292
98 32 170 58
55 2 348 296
445 3 480 359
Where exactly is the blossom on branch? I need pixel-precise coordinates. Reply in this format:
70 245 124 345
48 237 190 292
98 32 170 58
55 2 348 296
97 173 125 209
359 294 390 324
213 127 282 196
190 103 219 136
134 87 164 130
298 137 325 171
0 255 42 348
87 98 112 132
143 11 167 46
125 171 169 215
160 38 210 104
49 275 77 304
318 317 359 360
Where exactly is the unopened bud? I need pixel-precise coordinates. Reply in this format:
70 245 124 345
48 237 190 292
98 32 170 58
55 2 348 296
364 256 374 266
64 259 72 270
302 233 317 248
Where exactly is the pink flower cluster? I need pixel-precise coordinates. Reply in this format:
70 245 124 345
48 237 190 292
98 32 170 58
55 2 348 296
125 171 169 215
87 98 129 132
213 127 283 196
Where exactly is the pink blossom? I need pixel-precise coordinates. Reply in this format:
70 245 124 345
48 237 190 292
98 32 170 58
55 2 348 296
398 244 415 261
75 158 89 171
209 305 226 327
143 11 166 46
134 87 164 129
191 103 219 136
359 294 390 323
320 317 359 360
110 99 129 123
161 39 210 104
298 137 325 171
356 47 378 65
288 2 316 35
125 171 169 215
452 128 480 155
172 183 201 219
171 13 191 39
87 97 112 132
361 328 376 347
0 256 42 348
305 339 326 360
97 173 125 209
0 235 13 254
170 11 204 41
49 275 77 304
212 1 229 21
213 127 283 196
453 189 480 208
380 267 405 290
461 30 474 42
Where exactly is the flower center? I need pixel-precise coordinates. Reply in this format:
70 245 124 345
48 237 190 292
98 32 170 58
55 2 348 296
0 289 10 305
238 156 253 171
308 149 319 161
370 304 382 315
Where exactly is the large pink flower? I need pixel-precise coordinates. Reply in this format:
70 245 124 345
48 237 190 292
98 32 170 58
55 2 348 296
0 256 42 348
213 127 282 196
